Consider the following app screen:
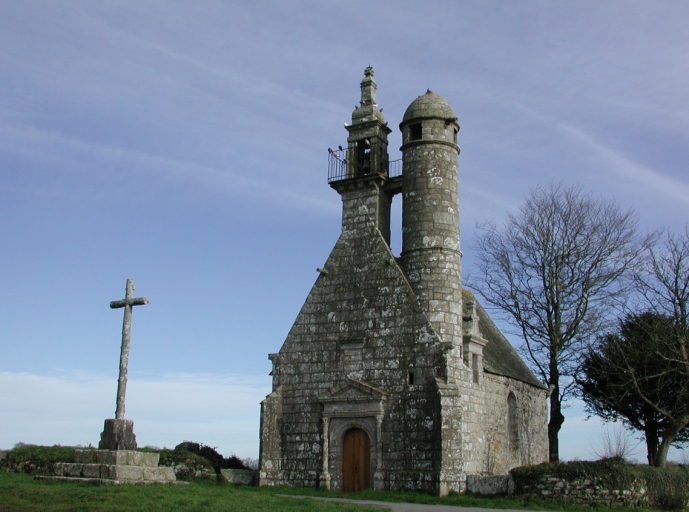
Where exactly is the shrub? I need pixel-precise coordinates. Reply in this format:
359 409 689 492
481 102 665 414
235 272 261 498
512 457 637 492
0 445 77 475
173 441 250 472
640 464 689 510
158 447 216 481
511 459 689 510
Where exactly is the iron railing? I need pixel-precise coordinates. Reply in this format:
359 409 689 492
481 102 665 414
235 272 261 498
327 148 347 182
388 158 402 178
327 147 402 182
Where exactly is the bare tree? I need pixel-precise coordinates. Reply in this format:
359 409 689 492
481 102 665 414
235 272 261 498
590 423 641 461
471 183 643 462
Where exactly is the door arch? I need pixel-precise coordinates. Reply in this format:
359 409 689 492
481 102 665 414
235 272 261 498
342 428 371 492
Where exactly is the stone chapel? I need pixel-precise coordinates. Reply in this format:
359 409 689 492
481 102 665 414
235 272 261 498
259 67 548 495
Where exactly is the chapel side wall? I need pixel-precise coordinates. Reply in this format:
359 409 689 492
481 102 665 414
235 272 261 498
465 372 548 475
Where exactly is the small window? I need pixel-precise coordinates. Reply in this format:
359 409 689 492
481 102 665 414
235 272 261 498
453 127 458 144
472 354 479 383
410 123 422 141
408 371 415 385
508 392 519 450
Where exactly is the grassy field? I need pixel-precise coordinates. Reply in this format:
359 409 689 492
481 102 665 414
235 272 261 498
0 472 676 512
0 473 379 512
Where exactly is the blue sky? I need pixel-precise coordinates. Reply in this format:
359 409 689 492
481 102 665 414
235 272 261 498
1 1 687 461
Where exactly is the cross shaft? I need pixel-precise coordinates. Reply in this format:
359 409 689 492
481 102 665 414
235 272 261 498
110 279 148 420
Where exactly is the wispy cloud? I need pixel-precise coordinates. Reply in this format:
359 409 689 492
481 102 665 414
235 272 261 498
0 123 339 214
0 371 270 458
514 104 689 208
75 6 347 120
556 123 689 208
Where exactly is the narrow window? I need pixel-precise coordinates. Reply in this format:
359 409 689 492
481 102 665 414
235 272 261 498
507 392 519 450
408 371 415 385
453 127 458 144
410 123 422 141
472 354 479 384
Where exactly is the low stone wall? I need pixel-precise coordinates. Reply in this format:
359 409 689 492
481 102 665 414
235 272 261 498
221 468 257 485
466 475 514 496
515 474 648 507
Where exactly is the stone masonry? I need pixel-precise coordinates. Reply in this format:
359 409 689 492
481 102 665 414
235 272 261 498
259 68 548 495
48 449 176 484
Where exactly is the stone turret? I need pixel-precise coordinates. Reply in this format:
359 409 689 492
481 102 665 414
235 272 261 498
399 91 462 350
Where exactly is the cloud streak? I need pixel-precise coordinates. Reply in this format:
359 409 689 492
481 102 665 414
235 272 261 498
556 122 689 208
514 104 689 208
0 123 339 214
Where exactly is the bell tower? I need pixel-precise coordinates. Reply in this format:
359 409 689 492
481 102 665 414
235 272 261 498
329 67 398 246
344 66 391 179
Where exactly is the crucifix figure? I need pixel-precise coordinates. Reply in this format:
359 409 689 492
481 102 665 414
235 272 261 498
98 278 148 451
110 278 148 419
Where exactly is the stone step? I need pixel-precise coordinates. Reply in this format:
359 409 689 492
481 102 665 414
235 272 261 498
54 462 176 483
36 475 188 486
74 449 160 467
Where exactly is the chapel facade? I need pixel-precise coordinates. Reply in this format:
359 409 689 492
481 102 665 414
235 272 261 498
258 68 548 495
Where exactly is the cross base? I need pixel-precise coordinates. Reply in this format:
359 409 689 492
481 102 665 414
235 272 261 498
99 419 137 451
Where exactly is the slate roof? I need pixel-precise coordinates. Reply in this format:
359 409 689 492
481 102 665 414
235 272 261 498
468 291 546 389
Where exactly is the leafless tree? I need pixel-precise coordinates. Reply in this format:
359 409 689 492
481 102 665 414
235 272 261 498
590 423 640 461
471 183 644 462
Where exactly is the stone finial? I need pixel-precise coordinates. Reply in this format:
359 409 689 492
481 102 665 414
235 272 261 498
360 66 377 106
463 296 483 340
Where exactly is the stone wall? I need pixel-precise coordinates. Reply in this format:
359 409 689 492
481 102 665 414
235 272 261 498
466 474 513 495
261 183 449 492
258 386 282 485
516 474 648 507
477 374 548 475
221 468 257 485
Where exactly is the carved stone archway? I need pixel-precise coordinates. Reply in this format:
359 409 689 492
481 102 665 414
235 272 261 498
319 377 387 491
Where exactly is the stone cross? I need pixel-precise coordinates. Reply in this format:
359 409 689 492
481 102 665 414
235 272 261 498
110 279 148 420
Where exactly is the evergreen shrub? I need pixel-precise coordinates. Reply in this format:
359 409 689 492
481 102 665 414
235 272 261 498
173 441 249 472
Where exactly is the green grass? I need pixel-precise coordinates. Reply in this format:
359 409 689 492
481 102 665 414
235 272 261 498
266 485 670 512
0 472 677 512
0 473 379 512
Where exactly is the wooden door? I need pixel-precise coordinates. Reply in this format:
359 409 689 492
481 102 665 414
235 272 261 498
342 428 370 492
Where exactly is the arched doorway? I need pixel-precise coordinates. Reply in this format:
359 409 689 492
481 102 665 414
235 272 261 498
342 428 370 492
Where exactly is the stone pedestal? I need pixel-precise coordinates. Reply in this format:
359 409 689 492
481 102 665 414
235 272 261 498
47 449 178 484
99 419 137 450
